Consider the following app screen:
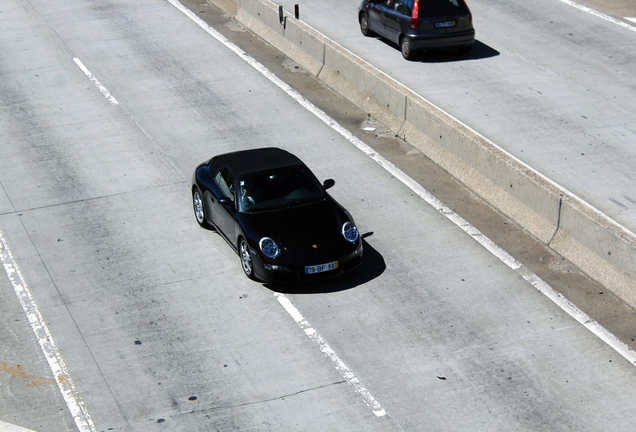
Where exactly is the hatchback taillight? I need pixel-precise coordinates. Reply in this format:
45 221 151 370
411 0 419 27
462 0 472 22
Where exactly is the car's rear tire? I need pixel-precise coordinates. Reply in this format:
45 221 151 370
239 238 256 280
193 188 210 228
360 14 372 36
401 36 415 60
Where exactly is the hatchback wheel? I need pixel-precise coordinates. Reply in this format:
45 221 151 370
360 14 372 36
240 238 256 280
401 36 414 60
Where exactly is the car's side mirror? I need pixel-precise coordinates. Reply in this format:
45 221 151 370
323 179 335 190
218 197 232 205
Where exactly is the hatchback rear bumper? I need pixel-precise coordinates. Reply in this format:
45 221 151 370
409 29 475 50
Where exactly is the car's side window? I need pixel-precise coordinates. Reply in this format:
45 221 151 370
382 0 410 15
214 167 235 202
396 0 411 15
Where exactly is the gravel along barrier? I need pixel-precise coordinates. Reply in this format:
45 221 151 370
210 0 636 308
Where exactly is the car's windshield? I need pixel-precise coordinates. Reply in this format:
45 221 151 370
238 166 326 212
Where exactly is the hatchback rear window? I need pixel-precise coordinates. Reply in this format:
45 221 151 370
415 0 467 17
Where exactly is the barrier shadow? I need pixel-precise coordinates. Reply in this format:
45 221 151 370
265 235 385 294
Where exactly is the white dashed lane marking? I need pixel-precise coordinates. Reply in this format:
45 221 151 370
275 293 387 418
73 57 119 105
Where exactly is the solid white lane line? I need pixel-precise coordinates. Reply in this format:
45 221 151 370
626 17 636 25
557 0 636 32
275 293 387 417
0 230 97 432
520 268 636 363
73 58 119 105
168 0 636 390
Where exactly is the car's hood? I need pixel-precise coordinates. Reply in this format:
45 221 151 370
245 199 347 255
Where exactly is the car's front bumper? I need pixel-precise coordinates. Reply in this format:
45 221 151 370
252 242 363 283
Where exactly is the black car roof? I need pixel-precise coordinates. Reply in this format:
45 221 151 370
210 147 305 177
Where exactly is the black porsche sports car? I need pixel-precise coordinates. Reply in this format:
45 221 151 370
191 148 363 282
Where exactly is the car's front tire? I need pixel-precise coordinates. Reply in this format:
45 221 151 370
360 14 372 37
401 36 415 60
192 188 210 228
239 238 256 280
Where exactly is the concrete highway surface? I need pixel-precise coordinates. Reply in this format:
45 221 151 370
1 0 636 431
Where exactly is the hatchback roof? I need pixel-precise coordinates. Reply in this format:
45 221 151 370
211 147 305 177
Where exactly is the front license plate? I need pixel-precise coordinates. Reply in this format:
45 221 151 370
305 261 338 274
435 20 456 28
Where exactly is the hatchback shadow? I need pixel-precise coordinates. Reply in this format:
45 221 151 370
264 236 385 294
379 38 499 62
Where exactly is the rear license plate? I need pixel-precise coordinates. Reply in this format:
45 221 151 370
305 261 338 274
435 20 456 28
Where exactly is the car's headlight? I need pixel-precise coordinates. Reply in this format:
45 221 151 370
259 237 280 259
342 222 359 243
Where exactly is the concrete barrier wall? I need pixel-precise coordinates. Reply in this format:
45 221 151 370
236 0 325 75
214 0 636 308
551 199 636 305
399 97 564 245
318 43 410 133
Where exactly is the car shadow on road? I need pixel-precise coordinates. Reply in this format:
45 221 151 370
379 38 499 62
420 40 499 62
264 236 385 295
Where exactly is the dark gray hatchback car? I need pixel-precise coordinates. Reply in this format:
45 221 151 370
359 0 475 59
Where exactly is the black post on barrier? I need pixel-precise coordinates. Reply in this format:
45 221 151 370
279 5 283 24
295 4 299 19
